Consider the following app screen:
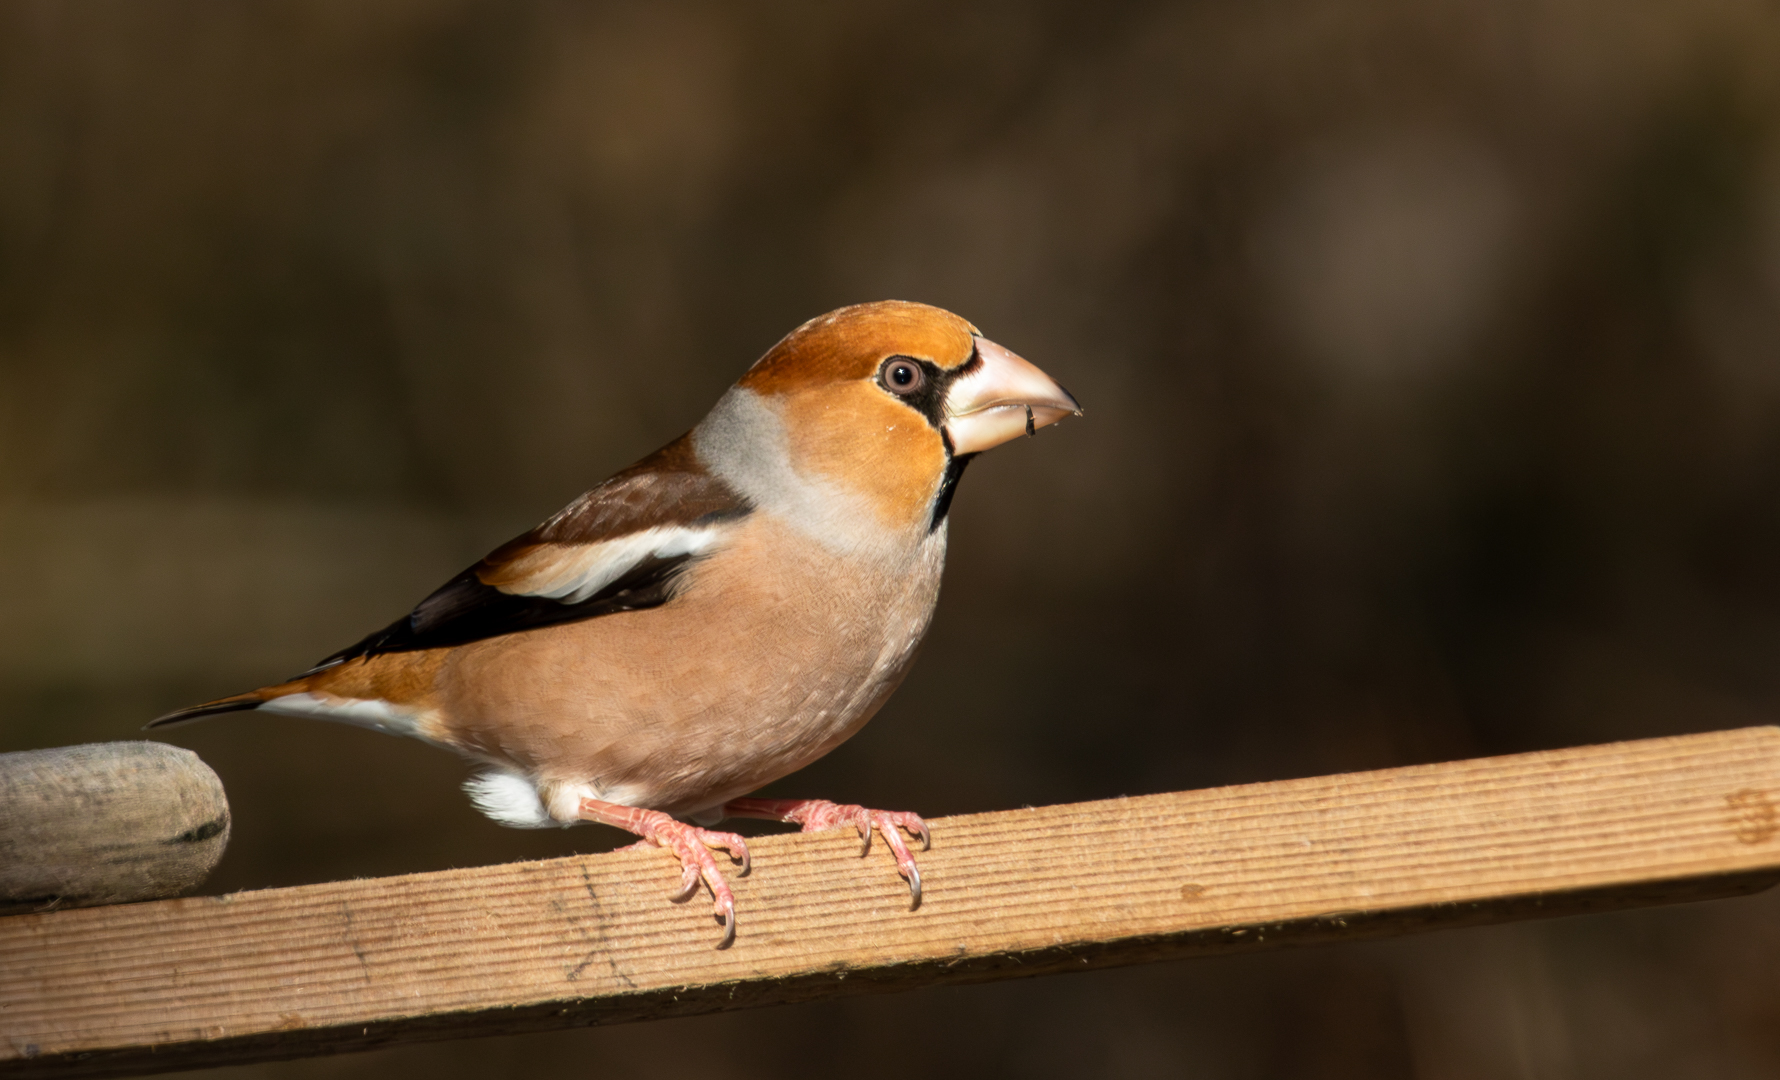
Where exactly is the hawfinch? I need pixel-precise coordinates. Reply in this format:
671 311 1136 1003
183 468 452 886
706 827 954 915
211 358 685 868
153 300 1080 946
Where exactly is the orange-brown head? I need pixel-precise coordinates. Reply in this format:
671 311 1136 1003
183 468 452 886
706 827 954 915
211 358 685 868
695 301 1079 550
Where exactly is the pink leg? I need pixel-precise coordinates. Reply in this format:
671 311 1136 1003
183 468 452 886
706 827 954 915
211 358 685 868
578 797 751 949
723 798 931 910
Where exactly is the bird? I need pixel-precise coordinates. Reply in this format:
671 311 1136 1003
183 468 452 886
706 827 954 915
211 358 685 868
150 300 1080 947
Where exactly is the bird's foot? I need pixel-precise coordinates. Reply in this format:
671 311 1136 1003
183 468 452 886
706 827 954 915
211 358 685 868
580 797 751 949
723 797 931 910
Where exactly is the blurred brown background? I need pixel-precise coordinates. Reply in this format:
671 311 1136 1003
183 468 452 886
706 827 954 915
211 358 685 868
5 0 1780 1076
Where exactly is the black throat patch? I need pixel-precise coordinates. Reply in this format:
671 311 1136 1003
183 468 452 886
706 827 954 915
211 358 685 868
930 445 975 531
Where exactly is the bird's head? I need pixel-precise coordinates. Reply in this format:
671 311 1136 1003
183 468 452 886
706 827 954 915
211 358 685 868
695 300 1080 548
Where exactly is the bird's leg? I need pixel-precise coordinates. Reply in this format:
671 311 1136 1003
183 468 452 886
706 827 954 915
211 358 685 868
578 797 751 949
722 798 931 910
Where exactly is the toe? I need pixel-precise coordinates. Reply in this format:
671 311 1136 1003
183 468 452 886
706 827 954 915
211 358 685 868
906 815 932 851
867 811 925 910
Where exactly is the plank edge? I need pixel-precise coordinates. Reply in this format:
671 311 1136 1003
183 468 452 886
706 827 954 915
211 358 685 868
11 866 1776 1080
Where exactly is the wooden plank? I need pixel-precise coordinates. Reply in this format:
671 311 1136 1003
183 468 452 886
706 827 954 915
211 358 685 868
4 727 1779 1078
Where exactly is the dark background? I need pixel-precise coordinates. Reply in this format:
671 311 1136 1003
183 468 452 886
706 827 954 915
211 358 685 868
5 1 1780 1076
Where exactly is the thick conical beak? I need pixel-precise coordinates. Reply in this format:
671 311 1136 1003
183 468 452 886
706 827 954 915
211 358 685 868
942 337 1082 456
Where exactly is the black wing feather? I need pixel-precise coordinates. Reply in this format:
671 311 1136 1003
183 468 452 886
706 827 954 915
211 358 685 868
306 433 750 672
312 552 696 670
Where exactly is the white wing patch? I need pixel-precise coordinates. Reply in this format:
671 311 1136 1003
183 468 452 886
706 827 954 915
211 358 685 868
489 526 722 603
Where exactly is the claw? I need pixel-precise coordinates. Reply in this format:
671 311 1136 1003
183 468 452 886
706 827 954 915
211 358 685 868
715 898 736 950
669 862 701 904
904 861 922 911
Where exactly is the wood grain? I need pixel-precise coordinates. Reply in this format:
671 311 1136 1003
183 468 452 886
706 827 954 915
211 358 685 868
5 727 1779 1078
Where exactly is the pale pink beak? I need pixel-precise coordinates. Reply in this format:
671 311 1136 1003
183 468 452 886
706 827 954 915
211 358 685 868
942 337 1081 456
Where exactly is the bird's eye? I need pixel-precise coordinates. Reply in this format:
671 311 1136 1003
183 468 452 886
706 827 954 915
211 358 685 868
881 357 925 395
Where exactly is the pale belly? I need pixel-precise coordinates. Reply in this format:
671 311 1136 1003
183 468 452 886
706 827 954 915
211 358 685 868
430 517 947 817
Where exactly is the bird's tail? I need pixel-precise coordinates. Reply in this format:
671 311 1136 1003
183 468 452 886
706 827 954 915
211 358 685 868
146 687 282 728
146 656 414 732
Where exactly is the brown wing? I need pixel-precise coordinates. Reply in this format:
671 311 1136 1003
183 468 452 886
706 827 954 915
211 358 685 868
311 435 751 669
